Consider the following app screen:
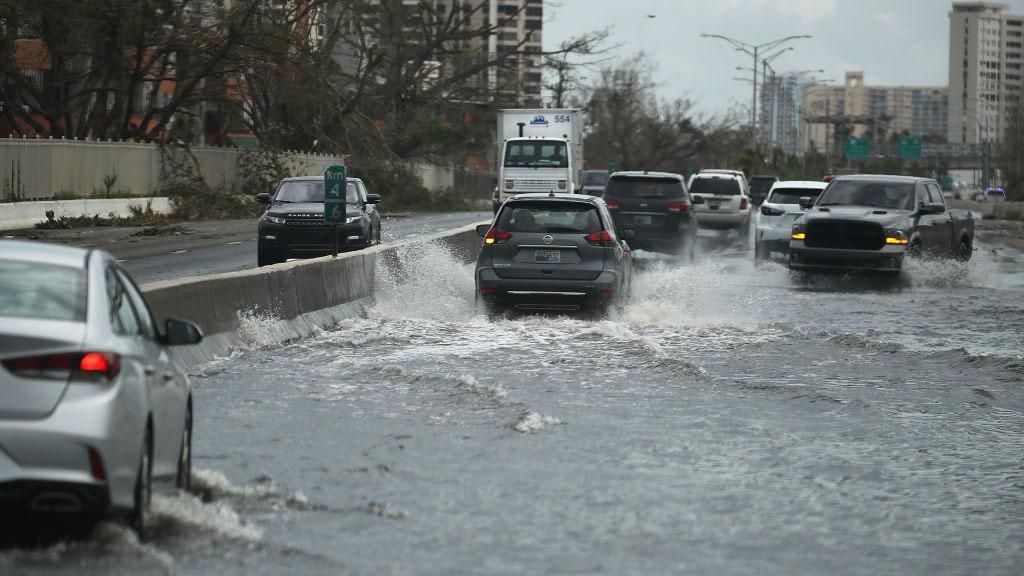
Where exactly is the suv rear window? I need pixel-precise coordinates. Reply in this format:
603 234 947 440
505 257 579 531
605 177 684 199
498 202 602 234
0 260 86 321
768 188 824 204
690 177 741 196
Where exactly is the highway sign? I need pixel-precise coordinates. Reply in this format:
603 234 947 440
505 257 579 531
608 160 620 173
845 137 871 160
898 137 922 159
324 165 347 224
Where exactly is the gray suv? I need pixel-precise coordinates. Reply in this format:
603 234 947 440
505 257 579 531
475 193 633 314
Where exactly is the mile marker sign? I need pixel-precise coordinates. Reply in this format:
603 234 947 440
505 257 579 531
324 165 347 225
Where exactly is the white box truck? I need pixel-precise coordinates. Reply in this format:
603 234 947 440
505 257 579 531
494 108 584 212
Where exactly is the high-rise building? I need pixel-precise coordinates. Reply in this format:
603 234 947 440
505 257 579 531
759 74 820 156
948 2 1024 144
801 72 948 155
488 0 544 106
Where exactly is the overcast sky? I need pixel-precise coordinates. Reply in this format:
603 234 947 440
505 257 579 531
543 0 1024 118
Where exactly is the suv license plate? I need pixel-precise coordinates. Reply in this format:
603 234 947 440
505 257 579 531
535 249 561 263
634 215 652 225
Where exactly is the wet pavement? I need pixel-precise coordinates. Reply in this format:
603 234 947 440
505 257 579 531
5 231 1024 576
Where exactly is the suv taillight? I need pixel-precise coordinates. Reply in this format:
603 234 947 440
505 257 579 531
584 230 616 247
740 197 749 210
483 228 511 245
504 179 514 190
761 204 784 216
666 202 689 213
605 199 620 209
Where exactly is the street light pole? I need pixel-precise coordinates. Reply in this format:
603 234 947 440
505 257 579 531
702 33 812 146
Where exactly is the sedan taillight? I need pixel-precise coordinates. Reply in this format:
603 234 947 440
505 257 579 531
584 230 617 247
2 352 121 382
605 199 620 209
666 202 689 213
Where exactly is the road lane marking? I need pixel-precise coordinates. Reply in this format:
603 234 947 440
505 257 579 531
226 241 242 245
171 249 188 254
116 259 127 263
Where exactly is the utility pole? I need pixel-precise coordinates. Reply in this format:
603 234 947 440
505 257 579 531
702 33 812 146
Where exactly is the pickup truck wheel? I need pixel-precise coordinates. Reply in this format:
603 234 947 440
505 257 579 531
955 239 972 262
905 240 923 259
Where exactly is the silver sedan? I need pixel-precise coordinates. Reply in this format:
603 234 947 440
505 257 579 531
0 240 202 540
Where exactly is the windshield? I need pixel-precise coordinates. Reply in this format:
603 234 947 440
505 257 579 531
0 260 86 321
690 177 741 196
605 177 684 199
768 187 825 205
275 180 360 204
504 140 569 168
583 172 609 186
498 202 602 234
818 181 916 210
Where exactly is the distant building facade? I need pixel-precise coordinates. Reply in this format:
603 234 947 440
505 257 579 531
801 72 948 155
948 2 1024 144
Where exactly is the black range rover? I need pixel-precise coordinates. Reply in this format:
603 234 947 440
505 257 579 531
256 176 381 266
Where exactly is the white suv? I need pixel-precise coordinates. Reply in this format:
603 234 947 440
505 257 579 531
689 172 752 244
754 180 828 261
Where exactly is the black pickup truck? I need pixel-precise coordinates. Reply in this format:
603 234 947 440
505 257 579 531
788 175 974 274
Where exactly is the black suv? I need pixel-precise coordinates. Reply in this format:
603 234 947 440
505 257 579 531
475 193 633 314
601 171 702 259
256 176 381 266
748 175 779 206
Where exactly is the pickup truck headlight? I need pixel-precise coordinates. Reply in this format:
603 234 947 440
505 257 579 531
791 223 806 241
884 229 909 245
263 214 286 225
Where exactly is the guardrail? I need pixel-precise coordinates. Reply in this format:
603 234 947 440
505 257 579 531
142 221 487 365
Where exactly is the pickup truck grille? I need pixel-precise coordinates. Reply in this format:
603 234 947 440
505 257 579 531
805 220 885 250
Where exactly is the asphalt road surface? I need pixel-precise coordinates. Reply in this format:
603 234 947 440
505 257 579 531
118 212 491 284
4 229 1024 576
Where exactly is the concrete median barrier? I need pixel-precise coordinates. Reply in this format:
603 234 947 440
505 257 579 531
141 221 487 364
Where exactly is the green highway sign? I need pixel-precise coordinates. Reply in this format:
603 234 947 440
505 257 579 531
324 165 347 225
898 136 922 159
845 137 871 160
608 160 620 173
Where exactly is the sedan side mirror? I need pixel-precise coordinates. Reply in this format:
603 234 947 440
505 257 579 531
256 192 272 204
798 196 814 210
163 318 204 346
919 202 946 215
691 195 705 205
619 227 638 241
366 194 381 204
476 224 491 237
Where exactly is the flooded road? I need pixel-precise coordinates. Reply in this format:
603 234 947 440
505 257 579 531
6 234 1024 576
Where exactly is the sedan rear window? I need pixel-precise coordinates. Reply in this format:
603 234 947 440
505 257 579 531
605 177 684 199
499 203 602 234
0 260 86 321
690 177 741 195
768 188 825 205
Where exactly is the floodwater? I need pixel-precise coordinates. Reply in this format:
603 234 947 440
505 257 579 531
5 232 1024 576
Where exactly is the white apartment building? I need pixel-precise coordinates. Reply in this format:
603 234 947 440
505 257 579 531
948 2 1024 144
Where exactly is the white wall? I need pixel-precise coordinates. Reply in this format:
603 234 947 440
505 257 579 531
0 138 341 200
